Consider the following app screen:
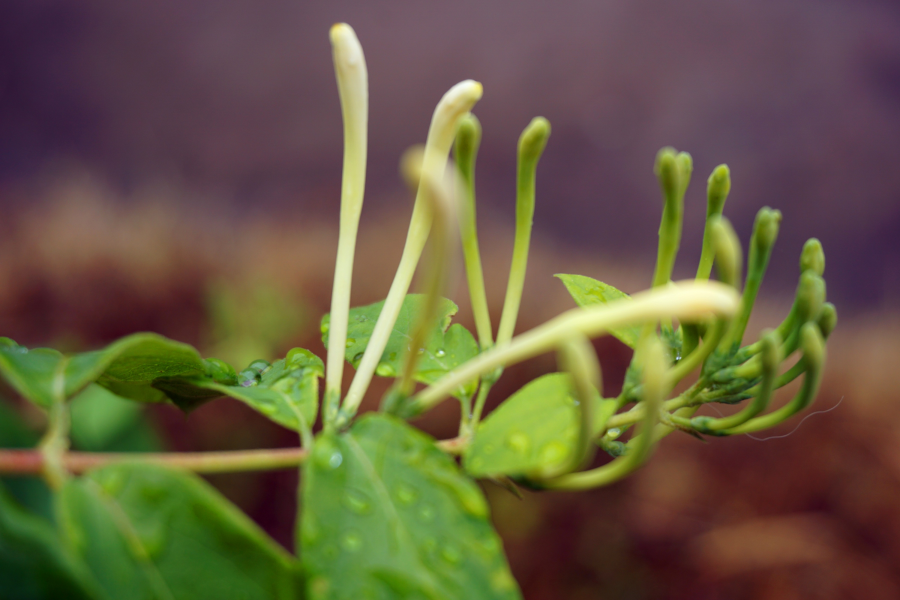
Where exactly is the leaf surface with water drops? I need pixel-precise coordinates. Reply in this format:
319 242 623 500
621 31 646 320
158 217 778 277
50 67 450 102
192 349 323 434
58 463 305 600
321 294 479 400
464 373 614 479
300 413 520 600
555 274 641 348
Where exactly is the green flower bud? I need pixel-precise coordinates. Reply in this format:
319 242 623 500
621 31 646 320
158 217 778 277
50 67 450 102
518 117 551 165
800 321 825 370
676 151 693 197
711 216 743 289
706 164 731 216
654 147 680 203
817 302 837 339
753 208 782 255
796 271 826 324
800 238 825 276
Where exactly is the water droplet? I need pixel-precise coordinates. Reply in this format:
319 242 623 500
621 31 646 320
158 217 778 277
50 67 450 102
416 347 426 355
352 352 364 364
441 544 462 564
435 349 446 358
418 505 436 522
342 489 372 515
341 531 363 552
607 427 621 440
539 441 569 465
345 338 356 348
314 439 343 470
354 314 369 323
238 369 260 387
375 363 397 377
387 352 398 362
506 432 531 455
247 359 271 375
394 484 418 505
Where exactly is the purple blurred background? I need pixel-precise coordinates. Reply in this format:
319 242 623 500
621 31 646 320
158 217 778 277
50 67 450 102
2 0 899 314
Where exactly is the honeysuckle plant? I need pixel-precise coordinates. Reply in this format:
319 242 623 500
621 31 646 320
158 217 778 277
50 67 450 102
0 23 835 600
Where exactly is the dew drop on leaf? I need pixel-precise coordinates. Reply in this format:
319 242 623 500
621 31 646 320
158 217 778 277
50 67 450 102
341 531 363 552
342 489 372 515
394 484 418 505
345 338 356 348
539 441 569 465
435 349 446 358
505 432 531 455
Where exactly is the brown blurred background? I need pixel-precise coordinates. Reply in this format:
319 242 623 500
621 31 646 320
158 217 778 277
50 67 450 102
1 1 900 598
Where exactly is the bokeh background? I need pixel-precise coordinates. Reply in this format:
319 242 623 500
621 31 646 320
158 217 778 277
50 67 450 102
2 1 900 598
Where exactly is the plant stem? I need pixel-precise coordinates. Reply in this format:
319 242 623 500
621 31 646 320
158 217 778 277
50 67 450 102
0 436 469 476
496 117 550 345
454 114 494 350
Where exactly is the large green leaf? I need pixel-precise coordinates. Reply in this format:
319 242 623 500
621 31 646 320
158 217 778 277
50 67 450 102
321 295 480 400
555 274 641 348
0 483 102 600
464 373 615 479
58 464 304 600
0 334 207 410
192 349 323 434
300 413 520 600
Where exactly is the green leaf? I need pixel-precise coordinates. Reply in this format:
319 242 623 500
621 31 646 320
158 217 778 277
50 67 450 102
464 373 614 479
193 349 323 434
58 464 305 600
0 483 103 600
300 413 520 600
0 399 55 519
322 295 479 400
69 385 162 453
0 334 208 410
555 274 641 348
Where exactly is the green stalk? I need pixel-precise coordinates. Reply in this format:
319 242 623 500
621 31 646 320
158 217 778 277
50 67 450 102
688 329 780 433
411 281 739 414
453 114 494 349
496 117 551 345
696 165 731 280
557 334 601 473
38 357 70 490
725 323 825 434
339 80 483 424
323 24 369 427
651 148 691 288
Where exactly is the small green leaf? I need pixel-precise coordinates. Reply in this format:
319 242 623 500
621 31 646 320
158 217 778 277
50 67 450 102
322 294 479 399
300 413 520 600
0 484 102 600
464 373 614 479
555 274 641 348
194 349 323 433
0 334 207 410
58 464 305 600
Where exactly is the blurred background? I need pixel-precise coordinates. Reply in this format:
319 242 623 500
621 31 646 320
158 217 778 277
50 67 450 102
1 0 899 597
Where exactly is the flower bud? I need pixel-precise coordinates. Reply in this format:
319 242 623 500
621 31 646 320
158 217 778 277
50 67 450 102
800 238 825 276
